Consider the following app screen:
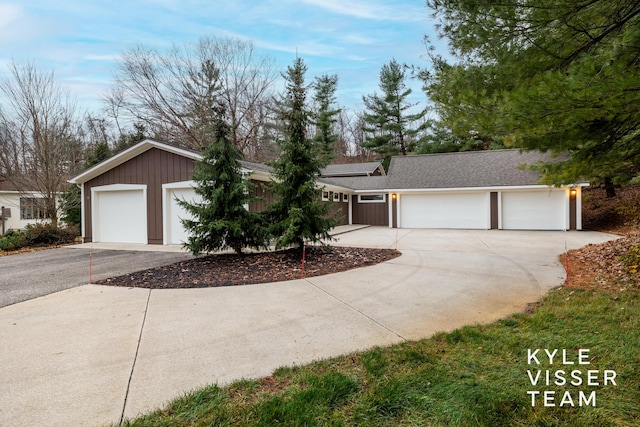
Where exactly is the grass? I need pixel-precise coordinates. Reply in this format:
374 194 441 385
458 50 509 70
121 286 640 426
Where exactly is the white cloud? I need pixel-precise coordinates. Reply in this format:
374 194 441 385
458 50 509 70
299 0 423 22
0 3 21 28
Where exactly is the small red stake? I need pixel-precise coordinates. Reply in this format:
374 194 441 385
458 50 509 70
302 243 306 279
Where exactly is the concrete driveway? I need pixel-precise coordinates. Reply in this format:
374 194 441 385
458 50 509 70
0 246 193 308
0 227 617 426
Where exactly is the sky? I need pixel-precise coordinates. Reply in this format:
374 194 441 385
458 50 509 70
0 0 447 119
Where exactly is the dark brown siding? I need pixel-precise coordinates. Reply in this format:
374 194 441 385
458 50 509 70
352 195 388 226
490 192 499 229
327 192 349 225
391 195 397 228
84 148 195 244
248 180 275 212
569 190 577 230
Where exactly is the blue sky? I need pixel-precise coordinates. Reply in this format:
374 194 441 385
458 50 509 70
0 0 446 116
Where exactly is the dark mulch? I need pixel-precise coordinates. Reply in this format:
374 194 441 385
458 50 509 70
96 246 401 289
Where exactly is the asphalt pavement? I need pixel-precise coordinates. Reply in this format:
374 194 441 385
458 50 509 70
0 247 193 308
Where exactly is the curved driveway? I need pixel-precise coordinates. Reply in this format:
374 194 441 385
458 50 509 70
0 227 617 426
0 247 193 308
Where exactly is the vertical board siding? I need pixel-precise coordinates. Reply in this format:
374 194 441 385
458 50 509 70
327 193 348 225
84 148 195 244
249 180 275 212
352 195 389 226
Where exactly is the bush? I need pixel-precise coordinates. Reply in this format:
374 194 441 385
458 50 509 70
24 223 78 246
0 229 27 251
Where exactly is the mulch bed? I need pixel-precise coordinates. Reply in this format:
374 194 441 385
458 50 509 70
96 246 401 289
562 228 640 292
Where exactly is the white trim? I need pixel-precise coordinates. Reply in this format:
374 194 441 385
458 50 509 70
80 184 85 241
162 181 196 245
322 191 330 201
333 192 340 202
354 183 588 194
70 139 201 184
342 193 348 202
358 194 386 203
91 184 147 243
497 191 503 229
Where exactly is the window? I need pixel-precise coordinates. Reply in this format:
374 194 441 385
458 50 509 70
358 194 386 203
20 197 48 220
333 192 340 202
321 191 330 201
342 193 349 202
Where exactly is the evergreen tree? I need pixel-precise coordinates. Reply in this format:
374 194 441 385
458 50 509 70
361 59 426 168
268 58 336 251
178 105 267 255
311 74 340 162
424 0 640 189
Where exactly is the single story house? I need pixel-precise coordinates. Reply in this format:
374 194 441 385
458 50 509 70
69 139 585 245
0 180 53 235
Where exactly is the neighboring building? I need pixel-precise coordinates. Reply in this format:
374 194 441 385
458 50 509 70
0 180 53 235
69 139 586 245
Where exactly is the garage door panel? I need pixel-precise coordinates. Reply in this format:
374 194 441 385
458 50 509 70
94 190 147 243
400 192 489 229
502 191 565 230
166 187 202 245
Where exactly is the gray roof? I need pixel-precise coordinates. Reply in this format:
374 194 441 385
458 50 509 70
319 175 389 191
386 149 559 190
321 162 384 177
240 160 274 174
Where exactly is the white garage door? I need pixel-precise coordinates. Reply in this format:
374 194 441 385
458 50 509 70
502 190 566 230
94 189 147 243
165 186 201 245
400 192 489 229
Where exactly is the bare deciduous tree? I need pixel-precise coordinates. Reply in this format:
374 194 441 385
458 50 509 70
0 61 81 227
108 36 277 155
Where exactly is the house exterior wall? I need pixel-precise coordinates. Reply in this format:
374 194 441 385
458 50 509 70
248 181 275 212
352 195 389 226
0 192 58 234
327 191 349 226
83 148 195 244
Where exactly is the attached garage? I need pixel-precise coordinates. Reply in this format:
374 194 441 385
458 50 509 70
163 182 201 245
92 185 147 243
501 189 567 230
399 192 489 229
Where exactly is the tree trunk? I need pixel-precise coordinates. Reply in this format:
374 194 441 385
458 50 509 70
604 177 616 198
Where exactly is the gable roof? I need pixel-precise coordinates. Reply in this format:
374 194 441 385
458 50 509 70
320 162 384 177
385 149 562 190
322 150 578 192
69 139 271 184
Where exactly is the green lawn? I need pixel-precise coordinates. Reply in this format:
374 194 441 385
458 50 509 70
121 287 640 426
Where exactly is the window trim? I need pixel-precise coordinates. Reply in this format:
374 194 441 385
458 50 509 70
321 191 330 201
358 194 386 203
342 193 349 202
333 192 340 202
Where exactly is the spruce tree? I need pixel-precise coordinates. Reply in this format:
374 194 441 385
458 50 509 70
268 58 336 251
311 74 340 162
361 59 426 168
178 105 267 255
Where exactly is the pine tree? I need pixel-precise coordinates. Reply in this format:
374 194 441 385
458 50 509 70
311 74 340 162
361 59 426 168
268 58 336 251
178 105 267 255
424 0 640 188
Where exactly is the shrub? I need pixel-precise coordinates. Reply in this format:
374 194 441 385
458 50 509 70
0 229 27 251
24 223 78 246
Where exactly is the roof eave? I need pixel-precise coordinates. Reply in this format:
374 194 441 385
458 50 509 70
69 139 202 185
